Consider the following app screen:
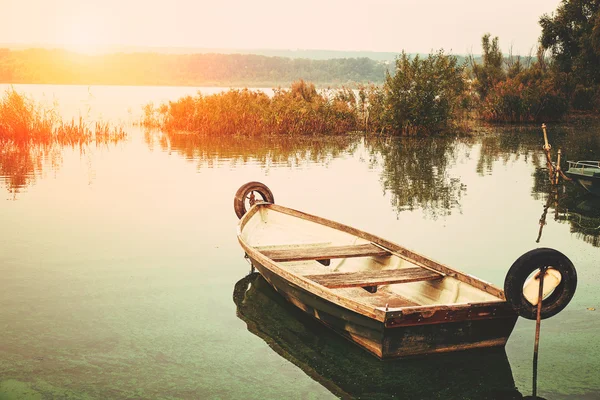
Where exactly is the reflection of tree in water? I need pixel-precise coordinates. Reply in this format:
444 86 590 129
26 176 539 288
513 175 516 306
364 136 467 218
145 130 361 168
0 141 62 197
475 127 544 176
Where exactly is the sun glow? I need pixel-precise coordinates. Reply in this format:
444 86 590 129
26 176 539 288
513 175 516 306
54 7 116 54
57 21 103 54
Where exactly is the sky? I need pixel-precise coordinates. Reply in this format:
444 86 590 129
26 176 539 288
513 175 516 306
1 0 562 55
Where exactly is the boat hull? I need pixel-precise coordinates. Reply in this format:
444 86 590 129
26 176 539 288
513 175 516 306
568 174 600 196
249 256 518 359
566 162 600 196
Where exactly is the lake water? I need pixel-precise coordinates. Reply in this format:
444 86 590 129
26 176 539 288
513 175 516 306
1 84 600 399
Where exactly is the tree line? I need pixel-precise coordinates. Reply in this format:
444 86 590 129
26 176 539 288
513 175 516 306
0 49 387 87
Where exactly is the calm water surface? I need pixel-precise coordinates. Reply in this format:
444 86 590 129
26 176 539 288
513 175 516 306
1 85 599 399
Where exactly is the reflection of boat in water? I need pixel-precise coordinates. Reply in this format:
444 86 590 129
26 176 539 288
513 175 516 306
557 194 600 246
234 273 523 400
566 161 600 196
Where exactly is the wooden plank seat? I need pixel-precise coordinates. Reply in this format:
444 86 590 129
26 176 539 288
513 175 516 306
259 243 390 262
304 267 443 289
336 287 419 307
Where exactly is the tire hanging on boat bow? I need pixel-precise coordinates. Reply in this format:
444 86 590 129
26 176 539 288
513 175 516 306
504 248 577 320
234 181 275 219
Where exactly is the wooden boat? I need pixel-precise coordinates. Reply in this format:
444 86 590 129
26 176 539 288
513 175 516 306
234 272 522 399
234 182 576 359
566 160 600 196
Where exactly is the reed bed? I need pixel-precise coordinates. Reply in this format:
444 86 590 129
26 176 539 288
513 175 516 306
142 80 360 136
0 89 127 145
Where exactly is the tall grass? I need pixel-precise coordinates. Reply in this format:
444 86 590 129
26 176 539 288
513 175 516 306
0 89 127 145
142 80 360 135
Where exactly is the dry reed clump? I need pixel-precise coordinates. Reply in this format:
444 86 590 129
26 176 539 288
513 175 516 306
142 80 360 135
0 89 127 145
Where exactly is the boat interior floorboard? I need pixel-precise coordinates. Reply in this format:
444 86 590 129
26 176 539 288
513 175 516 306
259 243 389 262
334 287 418 308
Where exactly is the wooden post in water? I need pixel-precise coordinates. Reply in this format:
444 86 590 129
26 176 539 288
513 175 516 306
542 123 550 152
541 124 555 182
532 266 547 399
555 150 562 185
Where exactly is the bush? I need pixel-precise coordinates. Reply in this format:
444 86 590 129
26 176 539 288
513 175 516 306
380 51 468 135
572 85 598 111
481 68 569 122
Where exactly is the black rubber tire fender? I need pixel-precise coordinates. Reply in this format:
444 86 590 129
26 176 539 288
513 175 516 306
504 248 577 320
234 181 275 219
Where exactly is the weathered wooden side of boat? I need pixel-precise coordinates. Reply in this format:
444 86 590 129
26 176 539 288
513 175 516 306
571 176 600 196
248 249 517 359
252 261 385 355
238 202 519 358
381 313 517 359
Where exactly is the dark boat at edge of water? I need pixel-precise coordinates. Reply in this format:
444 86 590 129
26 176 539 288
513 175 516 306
566 160 600 196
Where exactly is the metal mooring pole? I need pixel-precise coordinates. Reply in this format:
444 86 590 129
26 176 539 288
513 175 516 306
532 266 547 399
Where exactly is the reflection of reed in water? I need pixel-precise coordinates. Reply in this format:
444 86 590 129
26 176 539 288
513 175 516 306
0 142 62 195
233 273 523 400
144 130 361 167
0 89 127 195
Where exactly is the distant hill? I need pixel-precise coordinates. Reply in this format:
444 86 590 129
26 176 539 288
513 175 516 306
0 43 412 61
0 48 390 87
